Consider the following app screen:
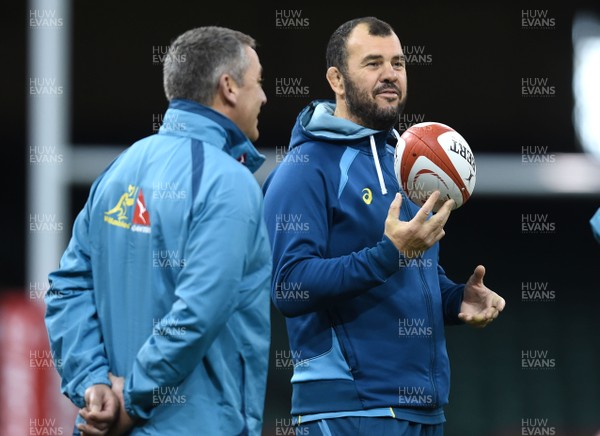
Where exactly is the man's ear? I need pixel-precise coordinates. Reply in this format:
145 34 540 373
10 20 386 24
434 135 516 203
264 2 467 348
217 73 238 106
326 66 344 97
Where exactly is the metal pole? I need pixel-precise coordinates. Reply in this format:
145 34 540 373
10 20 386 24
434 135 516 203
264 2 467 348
26 2 78 433
26 0 71 301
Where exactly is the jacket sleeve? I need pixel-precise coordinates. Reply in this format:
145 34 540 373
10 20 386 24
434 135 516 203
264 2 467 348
45 190 111 408
123 166 260 420
263 160 399 318
437 264 465 325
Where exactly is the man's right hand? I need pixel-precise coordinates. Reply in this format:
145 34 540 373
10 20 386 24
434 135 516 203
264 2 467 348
384 190 454 258
106 373 137 436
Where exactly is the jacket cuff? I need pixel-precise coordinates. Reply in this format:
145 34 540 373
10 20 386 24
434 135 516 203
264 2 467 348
73 372 111 409
369 235 400 279
123 389 144 421
445 284 466 325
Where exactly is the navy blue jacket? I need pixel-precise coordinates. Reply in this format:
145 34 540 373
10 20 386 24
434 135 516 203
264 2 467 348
263 100 464 424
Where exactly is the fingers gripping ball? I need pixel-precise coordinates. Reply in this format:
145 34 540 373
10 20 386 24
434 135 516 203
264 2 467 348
394 122 476 212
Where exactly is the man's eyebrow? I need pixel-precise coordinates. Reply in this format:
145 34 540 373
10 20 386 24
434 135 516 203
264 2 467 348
361 54 406 63
361 54 384 63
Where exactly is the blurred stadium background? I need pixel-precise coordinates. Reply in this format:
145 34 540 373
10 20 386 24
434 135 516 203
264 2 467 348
4 0 600 434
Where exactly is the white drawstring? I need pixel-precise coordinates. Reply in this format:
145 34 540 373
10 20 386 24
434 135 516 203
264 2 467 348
369 135 388 195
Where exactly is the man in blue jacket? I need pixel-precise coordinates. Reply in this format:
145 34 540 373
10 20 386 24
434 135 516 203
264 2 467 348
44 26 272 435
263 17 505 435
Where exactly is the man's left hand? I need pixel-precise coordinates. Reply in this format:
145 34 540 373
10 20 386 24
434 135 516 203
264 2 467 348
458 265 505 327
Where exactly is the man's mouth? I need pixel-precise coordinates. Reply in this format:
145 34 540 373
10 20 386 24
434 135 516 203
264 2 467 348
375 86 400 98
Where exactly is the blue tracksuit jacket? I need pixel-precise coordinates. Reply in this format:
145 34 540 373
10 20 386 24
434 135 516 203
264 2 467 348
45 99 272 435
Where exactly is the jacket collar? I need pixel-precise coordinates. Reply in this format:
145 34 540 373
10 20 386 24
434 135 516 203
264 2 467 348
158 99 265 173
294 100 396 155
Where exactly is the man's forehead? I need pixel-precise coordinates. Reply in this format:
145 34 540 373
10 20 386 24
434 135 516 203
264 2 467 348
245 47 262 71
346 23 402 55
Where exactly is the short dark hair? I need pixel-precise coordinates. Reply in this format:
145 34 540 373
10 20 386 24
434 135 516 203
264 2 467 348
163 26 256 104
326 17 395 74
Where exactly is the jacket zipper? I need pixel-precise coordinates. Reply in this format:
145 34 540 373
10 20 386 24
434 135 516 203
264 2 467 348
387 159 439 408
